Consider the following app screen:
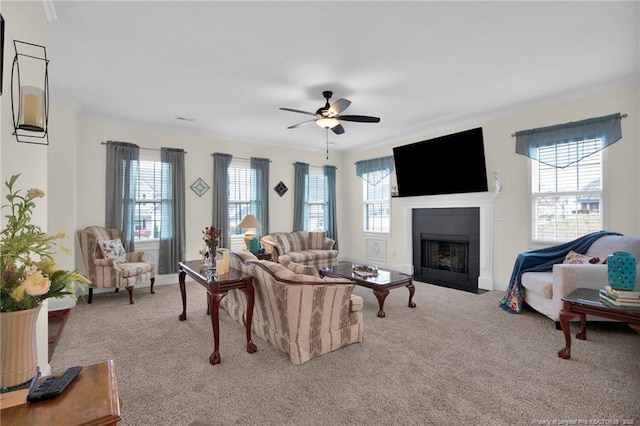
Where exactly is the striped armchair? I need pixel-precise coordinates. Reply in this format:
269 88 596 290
77 226 155 305
220 250 364 365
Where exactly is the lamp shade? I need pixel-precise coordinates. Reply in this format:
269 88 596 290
238 214 261 229
316 117 340 129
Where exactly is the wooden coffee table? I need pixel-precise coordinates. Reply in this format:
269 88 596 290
558 288 640 360
320 261 416 318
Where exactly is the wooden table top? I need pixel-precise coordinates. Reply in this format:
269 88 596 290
0 360 121 426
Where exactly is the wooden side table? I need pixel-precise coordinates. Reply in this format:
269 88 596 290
178 260 257 365
558 288 640 359
0 360 121 425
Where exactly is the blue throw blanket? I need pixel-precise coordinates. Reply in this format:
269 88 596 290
499 230 621 314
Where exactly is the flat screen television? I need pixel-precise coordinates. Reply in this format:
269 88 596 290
393 127 488 197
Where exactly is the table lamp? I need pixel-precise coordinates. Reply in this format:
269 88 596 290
237 214 261 250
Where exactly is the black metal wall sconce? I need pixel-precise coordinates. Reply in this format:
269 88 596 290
11 40 49 145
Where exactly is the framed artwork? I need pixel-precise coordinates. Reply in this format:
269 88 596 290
190 178 210 197
274 181 288 197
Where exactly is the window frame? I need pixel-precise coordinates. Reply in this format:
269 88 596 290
362 171 391 235
528 139 607 246
133 151 162 242
227 159 253 241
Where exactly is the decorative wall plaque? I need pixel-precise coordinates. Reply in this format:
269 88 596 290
274 181 288 197
190 178 210 197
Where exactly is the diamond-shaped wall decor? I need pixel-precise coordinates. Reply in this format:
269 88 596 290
190 178 210 197
274 181 288 197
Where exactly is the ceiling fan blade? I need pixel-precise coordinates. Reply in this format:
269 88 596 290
336 115 380 123
279 107 317 116
328 98 351 116
287 119 316 129
331 124 345 135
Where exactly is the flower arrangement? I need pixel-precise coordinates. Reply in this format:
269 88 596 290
202 226 221 251
0 174 90 312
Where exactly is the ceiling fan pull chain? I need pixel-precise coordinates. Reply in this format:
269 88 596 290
326 129 330 159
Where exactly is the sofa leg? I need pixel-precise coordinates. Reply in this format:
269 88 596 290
555 321 562 330
88 288 93 304
150 277 156 294
126 286 134 304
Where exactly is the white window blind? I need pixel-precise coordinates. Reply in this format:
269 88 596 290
363 171 390 233
134 159 162 240
228 160 253 237
531 139 603 243
307 167 326 231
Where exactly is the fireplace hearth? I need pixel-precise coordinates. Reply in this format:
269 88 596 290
399 192 496 291
412 208 480 293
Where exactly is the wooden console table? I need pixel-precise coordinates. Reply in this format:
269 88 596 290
0 360 121 425
178 260 257 365
558 288 640 360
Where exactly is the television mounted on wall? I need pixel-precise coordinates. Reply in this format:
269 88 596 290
393 127 489 197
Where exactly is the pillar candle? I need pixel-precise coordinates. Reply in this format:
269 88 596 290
222 251 230 273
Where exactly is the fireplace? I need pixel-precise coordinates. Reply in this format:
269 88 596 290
398 192 496 292
412 208 480 293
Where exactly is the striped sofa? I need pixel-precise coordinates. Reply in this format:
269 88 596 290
260 231 339 268
220 250 364 365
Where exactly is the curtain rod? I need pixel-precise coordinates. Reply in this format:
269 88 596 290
209 154 272 162
100 142 187 154
510 113 627 137
292 163 337 169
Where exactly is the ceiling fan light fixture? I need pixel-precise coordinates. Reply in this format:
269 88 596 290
316 117 340 129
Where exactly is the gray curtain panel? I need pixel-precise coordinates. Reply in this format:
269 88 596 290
324 165 338 249
250 157 270 236
158 148 186 274
105 141 139 252
355 155 395 186
293 162 309 231
213 153 233 247
515 113 623 168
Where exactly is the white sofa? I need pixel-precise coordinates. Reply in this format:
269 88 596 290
522 234 640 326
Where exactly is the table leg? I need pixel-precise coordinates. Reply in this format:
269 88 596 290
557 306 580 360
373 289 390 318
208 292 225 365
241 278 257 354
178 271 187 321
407 281 416 308
576 313 587 341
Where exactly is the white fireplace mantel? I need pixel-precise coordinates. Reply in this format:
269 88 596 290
398 191 498 291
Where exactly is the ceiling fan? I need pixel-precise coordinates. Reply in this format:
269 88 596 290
280 90 381 135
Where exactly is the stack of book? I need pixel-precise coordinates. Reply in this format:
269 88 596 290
599 285 640 307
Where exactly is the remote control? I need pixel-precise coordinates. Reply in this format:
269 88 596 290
27 366 82 402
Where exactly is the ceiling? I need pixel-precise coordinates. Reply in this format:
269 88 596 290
45 1 639 154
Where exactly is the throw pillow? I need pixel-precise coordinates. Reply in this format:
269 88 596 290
275 234 291 254
562 250 601 265
99 238 127 263
308 231 326 250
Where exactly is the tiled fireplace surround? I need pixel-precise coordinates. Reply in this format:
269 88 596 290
398 192 498 291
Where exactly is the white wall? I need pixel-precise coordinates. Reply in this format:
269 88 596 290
71 118 344 269
0 0 52 376
343 82 640 291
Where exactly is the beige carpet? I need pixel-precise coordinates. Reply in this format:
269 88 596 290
51 281 640 425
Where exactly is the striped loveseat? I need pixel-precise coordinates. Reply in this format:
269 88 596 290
260 231 338 268
219 250 364 365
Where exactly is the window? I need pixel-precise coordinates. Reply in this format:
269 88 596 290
306 167 326 231
228 160 253 237
134 157 162 241
531 139 603 244
362 171 390 233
